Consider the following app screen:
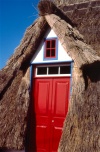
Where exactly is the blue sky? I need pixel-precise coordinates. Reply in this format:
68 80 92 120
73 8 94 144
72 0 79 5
0 0 40 69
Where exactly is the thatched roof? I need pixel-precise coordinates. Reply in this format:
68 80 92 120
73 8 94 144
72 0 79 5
59 0 100 55
53 0 98 6
0 0 100 151
0 16 48 150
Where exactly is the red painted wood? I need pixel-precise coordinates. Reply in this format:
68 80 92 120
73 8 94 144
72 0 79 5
50 78 70 152
45 39 56 58
32 77 70 152
34 78 52 152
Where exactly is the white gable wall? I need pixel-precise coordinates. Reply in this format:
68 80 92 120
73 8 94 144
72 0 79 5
31 28 72 64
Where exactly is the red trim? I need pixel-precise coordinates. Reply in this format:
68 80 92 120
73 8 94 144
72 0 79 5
45 39 56 58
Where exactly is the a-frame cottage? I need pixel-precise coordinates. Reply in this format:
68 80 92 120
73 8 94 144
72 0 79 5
28 27 72 152
0 1 100 152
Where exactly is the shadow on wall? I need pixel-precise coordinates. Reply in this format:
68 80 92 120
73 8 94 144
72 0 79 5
25 76 37 152
82 61 100 89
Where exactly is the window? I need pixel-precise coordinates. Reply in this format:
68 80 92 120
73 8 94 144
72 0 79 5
35 64 71 77
48 66 58 74
37 67 47 75
60 66 70 74
44 39 57 59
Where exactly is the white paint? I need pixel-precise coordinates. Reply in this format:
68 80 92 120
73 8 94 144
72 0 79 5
35 64 71 77
58 40 72 62
31 28 72 64
47 28 57 38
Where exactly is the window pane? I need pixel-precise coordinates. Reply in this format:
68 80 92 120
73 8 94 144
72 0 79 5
46 49 50 57
37 67 47 75
51 40 56 48
46 41 50 48
48 67 58 74
51 49 55 57
60 66 70 74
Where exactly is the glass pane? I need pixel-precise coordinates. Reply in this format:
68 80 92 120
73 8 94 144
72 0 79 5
46 49 50 57
60 66 70 74
48 67 58 74
46 41 50 48
51 49 55 57
51 40 56 48
37 67 47 75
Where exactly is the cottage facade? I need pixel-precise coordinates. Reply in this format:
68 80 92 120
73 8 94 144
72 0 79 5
27 27 73 151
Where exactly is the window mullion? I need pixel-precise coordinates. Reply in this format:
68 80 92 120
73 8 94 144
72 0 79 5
36 67 37 76
58 66 60 74
47 67 49 75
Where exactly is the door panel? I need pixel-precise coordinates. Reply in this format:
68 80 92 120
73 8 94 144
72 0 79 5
51 126 62 151
53 80 69 117
32 77 70 152
50 78 70 152
36 126 47 149
36 81 50 115
34 79 52 152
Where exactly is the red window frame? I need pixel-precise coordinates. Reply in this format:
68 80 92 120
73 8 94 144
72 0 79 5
44 39 56 58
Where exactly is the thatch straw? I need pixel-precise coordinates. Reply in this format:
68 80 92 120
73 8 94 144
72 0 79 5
0 16 48 150
45 14 100 67
38 0 57 15
53 0 98 6
38 0 75 27
60 0 100 55
58 61 100 152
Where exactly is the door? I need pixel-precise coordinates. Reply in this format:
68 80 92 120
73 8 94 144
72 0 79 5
32 77 70 152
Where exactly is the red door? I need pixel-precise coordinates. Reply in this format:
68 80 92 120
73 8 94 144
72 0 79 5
32 77 70 152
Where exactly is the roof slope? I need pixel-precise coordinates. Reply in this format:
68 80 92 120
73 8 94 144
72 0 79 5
53 0 98 6
59 0 100 55
38 0 100 67
0 16 48 150
0 0 100 150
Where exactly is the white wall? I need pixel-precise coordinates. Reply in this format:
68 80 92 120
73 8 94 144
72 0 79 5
31 28 72 64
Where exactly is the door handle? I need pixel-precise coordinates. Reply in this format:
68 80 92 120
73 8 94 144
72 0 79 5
52 120 54 123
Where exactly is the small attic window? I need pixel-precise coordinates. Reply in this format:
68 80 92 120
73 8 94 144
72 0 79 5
44 38 57 59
